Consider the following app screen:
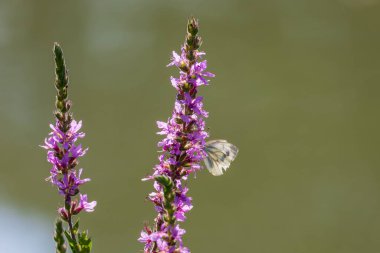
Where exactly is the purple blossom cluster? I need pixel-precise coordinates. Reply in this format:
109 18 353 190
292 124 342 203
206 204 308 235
140 18 214 253
42 120 96 219
139 224 188 253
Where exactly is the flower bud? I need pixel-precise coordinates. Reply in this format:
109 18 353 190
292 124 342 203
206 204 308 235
58 207 69 221
187 17 199 35
179 61 189 72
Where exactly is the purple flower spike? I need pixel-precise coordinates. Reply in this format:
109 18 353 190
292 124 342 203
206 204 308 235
140 18 214 253
42 43 95 251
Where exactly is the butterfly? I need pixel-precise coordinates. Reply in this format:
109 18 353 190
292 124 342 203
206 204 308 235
203 139 238 176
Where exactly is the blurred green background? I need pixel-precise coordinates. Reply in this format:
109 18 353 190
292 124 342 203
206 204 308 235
1 0 380 252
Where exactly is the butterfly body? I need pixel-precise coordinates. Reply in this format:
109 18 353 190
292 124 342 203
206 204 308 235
203 139 238 176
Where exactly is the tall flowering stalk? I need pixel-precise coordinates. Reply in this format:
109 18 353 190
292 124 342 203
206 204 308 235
42 43 96 253
139 18 214 253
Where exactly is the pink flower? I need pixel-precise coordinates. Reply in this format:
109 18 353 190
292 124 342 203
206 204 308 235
75 194 97 213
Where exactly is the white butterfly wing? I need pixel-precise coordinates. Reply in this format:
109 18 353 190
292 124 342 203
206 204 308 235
204 140 238 176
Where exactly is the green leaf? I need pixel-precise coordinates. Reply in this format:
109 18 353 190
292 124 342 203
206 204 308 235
73 219 80 235
64 231 79 253
78 231 92 253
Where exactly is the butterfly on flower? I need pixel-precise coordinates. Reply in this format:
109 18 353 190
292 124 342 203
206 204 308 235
203 139 238 176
